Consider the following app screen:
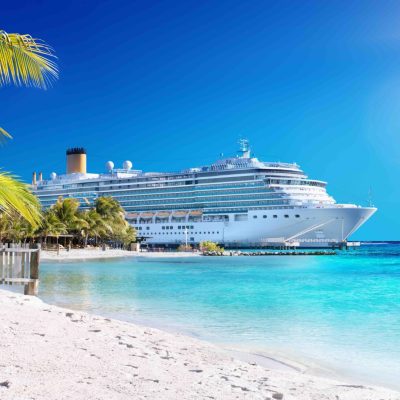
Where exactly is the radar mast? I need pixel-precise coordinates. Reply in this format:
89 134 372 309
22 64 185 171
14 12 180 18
238 138 251 158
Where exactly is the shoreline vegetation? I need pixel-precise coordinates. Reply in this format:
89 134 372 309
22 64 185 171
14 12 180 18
1 195 228 256
1 289 398 400
0 196 137 250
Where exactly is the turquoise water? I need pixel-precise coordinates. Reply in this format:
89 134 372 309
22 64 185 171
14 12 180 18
39 244 400 389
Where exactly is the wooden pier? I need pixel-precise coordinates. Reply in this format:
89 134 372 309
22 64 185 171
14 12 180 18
0 245 40 295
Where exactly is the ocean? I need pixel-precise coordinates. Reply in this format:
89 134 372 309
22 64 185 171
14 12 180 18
39 243 400 389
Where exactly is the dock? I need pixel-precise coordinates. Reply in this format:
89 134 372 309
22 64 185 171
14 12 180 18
202 250 337 256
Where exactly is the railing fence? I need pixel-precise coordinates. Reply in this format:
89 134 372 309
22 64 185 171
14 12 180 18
0 244 40 295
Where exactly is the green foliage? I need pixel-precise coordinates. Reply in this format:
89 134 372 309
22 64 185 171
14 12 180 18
0 196 136 247
51 197 87 232
93 197 136 245
0 172 42 228
37 208 67 238
95 197 124 220
0 29 58 227
200 241 224 253
0 212 36 242
0 30 58 89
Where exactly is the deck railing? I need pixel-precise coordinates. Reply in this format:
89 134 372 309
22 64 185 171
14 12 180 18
0 244 40 295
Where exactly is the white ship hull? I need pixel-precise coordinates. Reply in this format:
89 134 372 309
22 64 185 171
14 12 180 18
136 205 376 248
33 143 377 248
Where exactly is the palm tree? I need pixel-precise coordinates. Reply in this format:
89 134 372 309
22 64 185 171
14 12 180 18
38 209 67 247
51 197 88 233
0 172 42 228
95 197 137 246
6 216 34 244
82 209 112 247
0 212 12 242
0 29 58 228
95 197 125 223
0 30 58 90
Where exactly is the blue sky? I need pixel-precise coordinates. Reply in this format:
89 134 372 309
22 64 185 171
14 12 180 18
1 1 400 240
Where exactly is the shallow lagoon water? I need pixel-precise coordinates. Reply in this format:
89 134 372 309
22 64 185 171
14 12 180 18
39 244 400 389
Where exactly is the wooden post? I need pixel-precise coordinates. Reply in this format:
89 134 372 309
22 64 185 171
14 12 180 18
24 249 40 296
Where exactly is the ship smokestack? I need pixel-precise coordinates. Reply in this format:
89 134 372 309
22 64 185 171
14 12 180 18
38 172 43 181
32 172 37 185
66 147 87 174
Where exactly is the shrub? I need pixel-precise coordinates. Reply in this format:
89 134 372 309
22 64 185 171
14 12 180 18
200 241 224 253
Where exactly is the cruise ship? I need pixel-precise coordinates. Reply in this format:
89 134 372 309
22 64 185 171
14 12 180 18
31 141 376 248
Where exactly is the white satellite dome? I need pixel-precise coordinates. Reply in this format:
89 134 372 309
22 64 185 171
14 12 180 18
123 160 132 170
105 161 114 171
50 172 57 180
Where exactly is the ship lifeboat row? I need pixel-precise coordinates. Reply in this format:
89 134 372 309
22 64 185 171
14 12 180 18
125 210 203 219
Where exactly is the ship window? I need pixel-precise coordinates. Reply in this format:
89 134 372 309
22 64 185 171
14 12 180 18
162 226 165 230
253 215 257 219
295 214 300 218
273 215 277 218
284 215 289 218
263 215 267 218
170 226 173 229
191 226 194 229
146 227 150 230
178 226 181 229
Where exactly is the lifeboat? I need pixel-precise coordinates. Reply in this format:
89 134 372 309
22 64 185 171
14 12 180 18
141 212 155 218
156 211 171 218
172 211 187 217
189 210 203 216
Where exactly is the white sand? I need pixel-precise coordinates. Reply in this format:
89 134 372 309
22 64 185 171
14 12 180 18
41 248 199 261
0 290 399 400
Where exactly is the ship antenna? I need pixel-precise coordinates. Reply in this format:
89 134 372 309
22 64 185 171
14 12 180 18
238 138 251 158
368 186 374 207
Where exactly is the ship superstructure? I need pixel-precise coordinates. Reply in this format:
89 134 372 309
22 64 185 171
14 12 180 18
32 141 376 248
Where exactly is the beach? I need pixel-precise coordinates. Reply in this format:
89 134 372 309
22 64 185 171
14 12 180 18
0 289 399 400
41 248 200 261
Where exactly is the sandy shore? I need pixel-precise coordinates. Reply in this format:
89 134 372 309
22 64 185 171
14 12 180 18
0 290 398 400
41 248 200 261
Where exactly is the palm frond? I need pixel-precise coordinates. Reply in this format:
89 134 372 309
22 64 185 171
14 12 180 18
0 172 41 228
0 126 12 144
0 30 58 89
